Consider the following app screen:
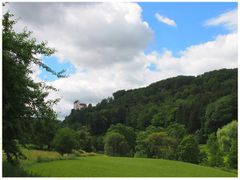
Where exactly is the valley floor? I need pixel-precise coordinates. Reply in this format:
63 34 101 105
25 156 237 177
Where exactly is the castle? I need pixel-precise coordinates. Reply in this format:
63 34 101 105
73 100 87 110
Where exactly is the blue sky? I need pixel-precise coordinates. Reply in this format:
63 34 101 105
39 56 76 81
139 2 237 55
39 2 237 81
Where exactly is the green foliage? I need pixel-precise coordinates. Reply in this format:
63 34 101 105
227 140 238 169
91 135 104 152
104 132 130 156
76 128 93 152
217 120 237 154
145 132 177 159
178 135 200 164
2 11 63 163
167 123 186 140
65 68 237 146
33 118 61 150
3 162 38 177
107 123 136 155
134 125 164 157
205 95 237 134
216 120 238 169
151 104 177 128
52 128 78 154
206 133 223 167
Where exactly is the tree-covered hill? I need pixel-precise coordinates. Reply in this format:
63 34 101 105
64 68 237 143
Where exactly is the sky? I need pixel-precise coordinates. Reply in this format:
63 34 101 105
4 2 238 119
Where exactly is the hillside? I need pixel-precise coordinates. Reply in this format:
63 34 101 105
64 68 237 143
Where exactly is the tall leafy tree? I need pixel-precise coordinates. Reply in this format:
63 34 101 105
216 120 238 169
206 133 224 167
178 135 200 164
204 95 237 134
107 123 136 155
104 132 130 157
3 12 64 163
145 132 177 160
52 128 78 155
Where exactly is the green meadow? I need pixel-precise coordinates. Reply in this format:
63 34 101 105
25 155 237 177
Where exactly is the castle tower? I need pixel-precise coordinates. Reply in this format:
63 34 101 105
73 100 87 110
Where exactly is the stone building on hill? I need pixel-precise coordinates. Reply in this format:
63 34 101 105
73 100 87 110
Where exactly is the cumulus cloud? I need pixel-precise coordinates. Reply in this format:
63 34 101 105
146 33 237 82
7 2 153 69
5 3 237 119
155 13 177 27
204 9 237 32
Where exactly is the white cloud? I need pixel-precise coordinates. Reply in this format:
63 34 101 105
7 2 153 69
204 9 237 31
146 33 237 81
155 13 177 27
5 3 237 119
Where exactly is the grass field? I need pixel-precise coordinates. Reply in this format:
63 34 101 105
25 156 237 177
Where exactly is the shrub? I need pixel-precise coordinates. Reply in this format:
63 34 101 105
104 132 130 156
52 128 78 155
145 132 177 159
206 133 224 167
178 135 200 164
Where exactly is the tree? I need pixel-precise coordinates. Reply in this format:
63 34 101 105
228 140 238 169
206 133 223 167
178 135 200 164
107 123 136 155
151 104 177 128
52 128 78 155
103 132 130 156
217 120 237 154
216 120 237 168
33 113 61 150
3 12 64 163
134 126 164 158
77 128 93 152
204 95 237 134
145 132 177 160
91 135 104 152
167 123 186 141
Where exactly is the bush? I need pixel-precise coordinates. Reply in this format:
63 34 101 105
104 132 130 156
227 140 237 169
167 123 186 141
52 128 78 155
206 133 224 167
178 135 200 164
145 132 177 159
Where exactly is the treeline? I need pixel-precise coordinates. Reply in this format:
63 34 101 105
64 68 237 141
60 68 237 169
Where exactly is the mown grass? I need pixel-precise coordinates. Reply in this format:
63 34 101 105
25 156 237 177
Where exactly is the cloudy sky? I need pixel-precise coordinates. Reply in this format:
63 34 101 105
4 2 238 119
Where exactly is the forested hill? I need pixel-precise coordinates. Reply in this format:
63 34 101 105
64 68 237 143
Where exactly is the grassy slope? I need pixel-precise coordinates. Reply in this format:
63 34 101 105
25 156 237 177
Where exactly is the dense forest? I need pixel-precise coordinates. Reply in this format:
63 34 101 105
65 68 237 140
3 10 238 174
61 68 237 168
